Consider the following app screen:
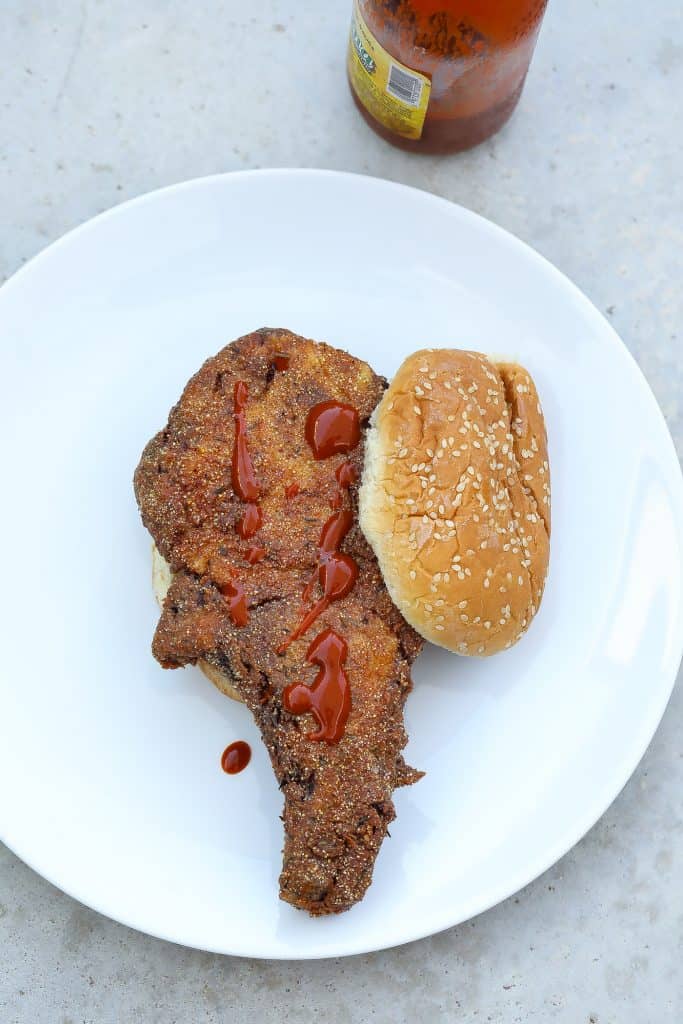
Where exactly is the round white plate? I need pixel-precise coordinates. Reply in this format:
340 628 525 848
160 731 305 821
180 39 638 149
1 170 681 960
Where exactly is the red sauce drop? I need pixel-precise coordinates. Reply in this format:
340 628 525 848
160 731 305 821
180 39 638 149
245 545 266 565
283 629 351 743
305 402 360 460
285 482 300 500
221 740 251 774
220 580 249 627
272 354 290 371
278 509 358 652
236 501 263 539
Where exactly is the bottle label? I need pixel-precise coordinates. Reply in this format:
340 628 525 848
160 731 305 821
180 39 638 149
347 0 431 141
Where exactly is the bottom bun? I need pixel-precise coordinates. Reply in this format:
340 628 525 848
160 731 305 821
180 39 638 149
151 545 243 703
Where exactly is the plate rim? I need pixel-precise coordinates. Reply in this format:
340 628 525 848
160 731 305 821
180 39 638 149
1 167 682 959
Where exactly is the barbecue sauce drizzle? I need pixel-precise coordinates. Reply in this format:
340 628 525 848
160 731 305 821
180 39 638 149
282 630 351 744
232 380 262 541
278 402 362 744
224 379 360 747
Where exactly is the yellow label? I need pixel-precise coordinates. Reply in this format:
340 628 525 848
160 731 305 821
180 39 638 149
348 0 431 141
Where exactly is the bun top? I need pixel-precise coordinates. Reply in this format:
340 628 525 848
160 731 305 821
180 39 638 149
359 349 550 656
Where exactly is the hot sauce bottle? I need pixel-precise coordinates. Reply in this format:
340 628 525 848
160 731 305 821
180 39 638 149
348 0 549 153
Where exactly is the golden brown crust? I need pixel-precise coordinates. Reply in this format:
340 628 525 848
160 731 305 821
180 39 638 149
134 328 423 915
359 349 550 656
151 544 243 702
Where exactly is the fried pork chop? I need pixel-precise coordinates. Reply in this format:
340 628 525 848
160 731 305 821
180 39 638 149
133 328 422 914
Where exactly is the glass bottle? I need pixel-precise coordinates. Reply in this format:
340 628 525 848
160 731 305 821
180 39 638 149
347 0 549 153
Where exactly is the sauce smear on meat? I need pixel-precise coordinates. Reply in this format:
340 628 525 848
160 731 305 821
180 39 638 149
221 740 251 774
232 380 262 541
220 580 249 627
236 501 263 539
330 460 358 509
278 509 358 652
283 630 351 743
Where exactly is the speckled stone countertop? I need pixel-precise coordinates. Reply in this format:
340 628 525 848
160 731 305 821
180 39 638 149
1 2 681 1021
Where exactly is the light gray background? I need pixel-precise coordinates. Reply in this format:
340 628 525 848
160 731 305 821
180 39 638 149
1 1 681 1021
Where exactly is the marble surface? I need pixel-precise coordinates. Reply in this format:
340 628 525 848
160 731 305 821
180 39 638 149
1 1 681 1021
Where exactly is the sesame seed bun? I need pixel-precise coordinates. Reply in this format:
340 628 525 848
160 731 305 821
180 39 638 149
151 545 243 702
359 350 550 656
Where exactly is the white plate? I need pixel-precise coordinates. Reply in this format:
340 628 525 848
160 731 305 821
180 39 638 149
1 170 682 960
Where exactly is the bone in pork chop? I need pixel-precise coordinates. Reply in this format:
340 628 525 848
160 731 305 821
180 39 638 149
133 328 422 914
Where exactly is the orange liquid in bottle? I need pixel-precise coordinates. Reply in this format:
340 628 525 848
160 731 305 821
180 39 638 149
351 0 549 153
